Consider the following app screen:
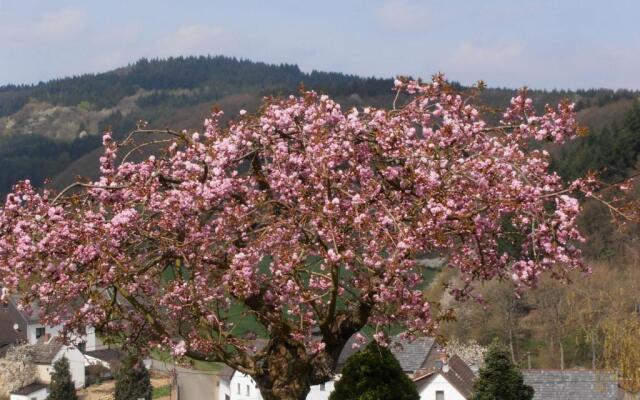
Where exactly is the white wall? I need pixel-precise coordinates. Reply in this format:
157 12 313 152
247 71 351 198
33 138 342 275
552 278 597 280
37 346 86 389
416 373 467 400
221 371 335 400
9 387 49 400
84 326 96 351
26 323 63 344
219 378 232 400
26 323 94 350
230 372 263 400
307 380 335 400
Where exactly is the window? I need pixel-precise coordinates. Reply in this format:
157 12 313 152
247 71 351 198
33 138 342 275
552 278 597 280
320 383 326 391
35 327 45 339
246 385 250 396
237 383 241 394
436 390 445 400
225 396 230 400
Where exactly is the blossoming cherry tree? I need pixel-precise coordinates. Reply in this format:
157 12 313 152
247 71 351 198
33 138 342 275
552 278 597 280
0 76 586 400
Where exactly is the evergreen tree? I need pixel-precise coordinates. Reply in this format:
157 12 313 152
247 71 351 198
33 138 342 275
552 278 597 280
472 339 534 400
330 342 419 400
47 356 78 400
114 358 152 400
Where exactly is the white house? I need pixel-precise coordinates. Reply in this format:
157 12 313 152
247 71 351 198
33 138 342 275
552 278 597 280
413 355 475 400
216 335 447 400
9 383 49 400
218 369 335 400
0 293 97 353
31 340 87 389
307 379 335 400
230 371 262 400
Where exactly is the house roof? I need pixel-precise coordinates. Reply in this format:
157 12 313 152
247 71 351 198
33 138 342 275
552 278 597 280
338 335 437 373
31 341 63 364
85 348 125 364
0 305 27 357
11 382 48 395
6 293 42 324
392 337 437 373
523 370 619 400
218 335 438 381
414 355 476 398
218 365 235 380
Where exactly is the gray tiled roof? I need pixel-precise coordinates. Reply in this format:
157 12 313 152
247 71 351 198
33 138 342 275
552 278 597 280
0 306 27 357
31 341 63 364
337 335 436 373
11 382 48 395
523 370 619 400
85 348 125 364
391 337 436 373
414 355 476 398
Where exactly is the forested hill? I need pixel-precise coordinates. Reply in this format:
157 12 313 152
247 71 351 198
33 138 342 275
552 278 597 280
0 55 639 196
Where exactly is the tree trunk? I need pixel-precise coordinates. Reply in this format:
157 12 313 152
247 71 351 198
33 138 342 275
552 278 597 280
591 337 596 370
253 339 329 400
559 341 565 370
508 325 516 364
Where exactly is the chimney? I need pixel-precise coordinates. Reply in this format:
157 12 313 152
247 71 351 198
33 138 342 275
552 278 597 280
44 333 51 343
438 349 450 372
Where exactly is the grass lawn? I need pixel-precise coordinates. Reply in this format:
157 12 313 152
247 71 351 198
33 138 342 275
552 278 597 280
152 385 172 399
151 348 224 372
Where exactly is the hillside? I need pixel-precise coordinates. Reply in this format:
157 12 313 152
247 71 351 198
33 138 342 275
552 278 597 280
1 55 639 196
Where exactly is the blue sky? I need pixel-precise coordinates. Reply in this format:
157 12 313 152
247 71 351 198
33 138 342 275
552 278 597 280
1 0 638 89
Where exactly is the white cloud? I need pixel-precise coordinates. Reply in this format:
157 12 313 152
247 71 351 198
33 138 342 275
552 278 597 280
435 40 530 86
36 7 88 38
157 25 238 57
375 0 430 32
453 40 525 64
0 6 88 45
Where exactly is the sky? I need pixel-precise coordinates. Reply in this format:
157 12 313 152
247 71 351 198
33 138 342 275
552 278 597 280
1 0 639 89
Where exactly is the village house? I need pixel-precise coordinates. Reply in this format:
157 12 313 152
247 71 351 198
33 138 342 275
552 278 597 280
8 383 49 400
522 369 619 400
30 340 87 389
0 293 97 352
216 336 471 400
215 336 630 400
0 292 112 396
413 354 476 400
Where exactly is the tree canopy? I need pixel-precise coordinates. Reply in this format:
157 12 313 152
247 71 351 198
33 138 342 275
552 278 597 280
0 76 586 400
329 342 419 400
47 357 78 400
472 340 534 400
114 358 152 400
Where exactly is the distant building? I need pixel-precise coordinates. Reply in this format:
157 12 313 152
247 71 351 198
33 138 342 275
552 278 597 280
0 291 106 394
0 293 97 352
9 383 49 400
31 340 87 389
413 355 476 400
522 369 619 400
217 335 446 400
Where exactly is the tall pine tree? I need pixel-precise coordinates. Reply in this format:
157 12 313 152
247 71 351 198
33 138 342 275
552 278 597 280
472 340 534 400
114 357 152 400
47 356 78 400
330 341 419 400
